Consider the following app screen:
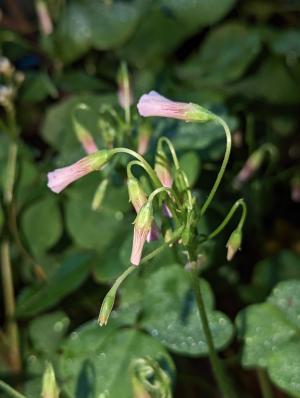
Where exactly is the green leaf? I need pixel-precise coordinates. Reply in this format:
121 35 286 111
20 72 58 103
236 280 300 396
141 264 233 356
16 253 91 317
60 322 175 398
268 340 300 398
179 151 201 187
29 311 70 354
178 22 261 84
269 29 300 59
65 183 131 252
122 0 236 66
21 197 62 256
54 0 140 64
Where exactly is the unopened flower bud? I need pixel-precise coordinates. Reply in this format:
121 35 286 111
36 0 53 36
131 202 153 266
127 176 147 213
117 62 133 111
91 178 109 211
137 91 214 123
226 230 242 261
234 149 264 188
98 288 116 326
155 146 173 189
41 362 59 398
47 150 113 193
0 85 14 105
72 105 98 154
137 122 152 155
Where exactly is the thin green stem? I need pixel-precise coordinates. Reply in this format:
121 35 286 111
257 369 274 398
189 269 237 398
112 147 180 224
207 199 247 240
1 240 21 373
4 142 18 205
158 137 180 169
200 117 232 216
0 380 26 398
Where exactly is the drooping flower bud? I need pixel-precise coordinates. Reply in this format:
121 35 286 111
226 229 242 261
98 288 116 326
127 175 159 242
155 145 173 189
72 104 98 154
47 150 113 193
234 149 264 188
131 202 153 266
41 362 59 398
137 91 214 123
127 175 148 213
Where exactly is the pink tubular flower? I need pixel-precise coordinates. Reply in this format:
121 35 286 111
130 202 153 266
47 150 113 194
137 91 214 122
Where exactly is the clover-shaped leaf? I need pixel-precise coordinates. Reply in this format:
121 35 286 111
140 264 233 356
236 280 300 397
60 320 175 398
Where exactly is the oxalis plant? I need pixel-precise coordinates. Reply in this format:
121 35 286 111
46 72 247 397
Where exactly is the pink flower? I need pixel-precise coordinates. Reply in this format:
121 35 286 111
130 202 153 266
137 91 193 120
47 158 93 194
47 150 113 194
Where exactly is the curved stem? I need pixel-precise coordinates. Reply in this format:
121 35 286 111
207 199 247 240
158 136 180 169
200 117 232 216
189 268 237 398
113 147 180 223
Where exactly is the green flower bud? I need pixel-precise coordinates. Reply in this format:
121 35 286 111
98 288 116 327
226 229 242 261
41 362 59 398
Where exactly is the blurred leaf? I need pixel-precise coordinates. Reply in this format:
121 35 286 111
16 253 91 317
231 57 300 104
0 204 3 234
122 0 236 66
60 322 174 398
29 311 70 354
56 71 111 93
236 280 300 396
269 29 300 61
179 151 201 187
251 250 300 299
21 196 62 256
20 72 58 103
54 0 140 63
141 265 233 356
178 22 261 84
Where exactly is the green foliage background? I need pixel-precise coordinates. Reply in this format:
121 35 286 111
0 1 300 397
